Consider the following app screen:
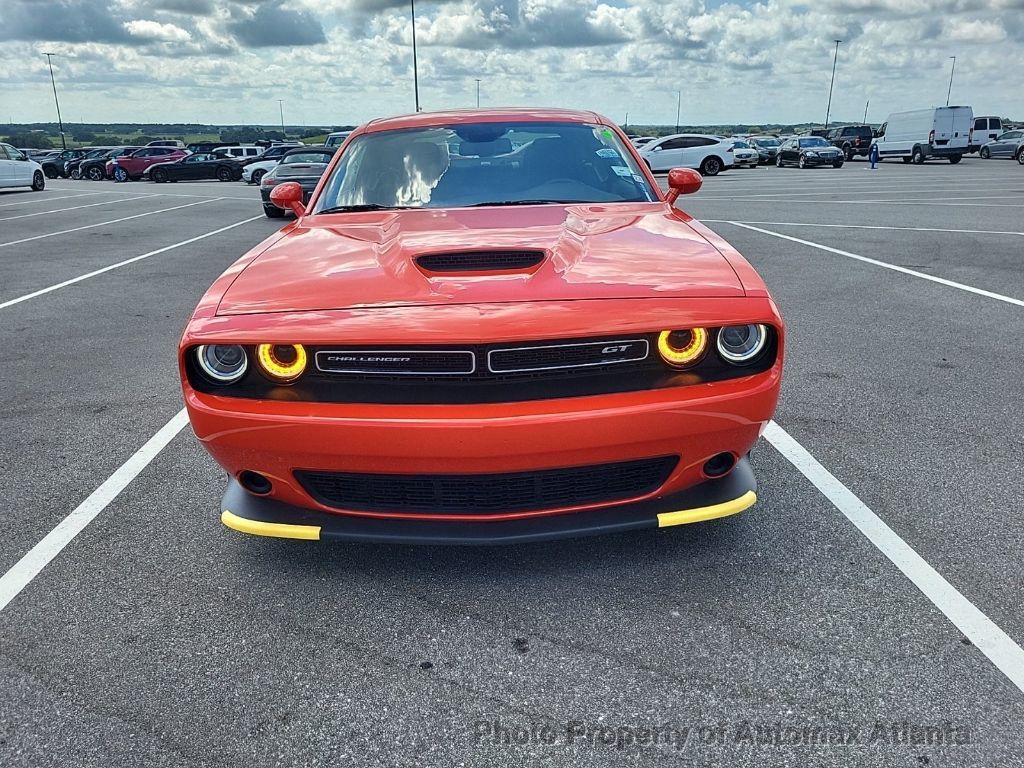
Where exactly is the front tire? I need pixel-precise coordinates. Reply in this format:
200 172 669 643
113 167 129 183
775 155 783 168
151 168 168 183
798 156 807 169
833 160 844 168
251 169 266 185
844 146 854 161
912 147 926 164
1017 149 1024 165
44 166 58 179
980 147 990 159
948 155 962 164
700 156 722 176
31 171 45 191
70 168 81 180
217 167 233 182
86 166 104 181
263 204 285 219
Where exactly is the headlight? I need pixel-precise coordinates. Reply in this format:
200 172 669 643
657 329 708 368
196 344 248 384
256 343 307 383
805 151 818 157
716 325 768 365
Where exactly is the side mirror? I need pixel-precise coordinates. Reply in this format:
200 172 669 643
664 168 702 205
269 181 306 217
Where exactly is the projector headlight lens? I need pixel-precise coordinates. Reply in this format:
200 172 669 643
196 344 248 384
657 328 708 368
716 324 768 365
256 343 307 383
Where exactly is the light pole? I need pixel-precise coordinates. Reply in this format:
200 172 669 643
277 99 285 135
946 56 956 106
824 39 841 131
475 78 481 108
863 99 869 123
410 0 421 112
43 52 66 150
674 90 681 133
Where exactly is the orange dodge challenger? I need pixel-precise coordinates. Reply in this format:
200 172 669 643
179 108 784 544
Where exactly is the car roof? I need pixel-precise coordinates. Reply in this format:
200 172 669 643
283 145 331 155
364 107 606 134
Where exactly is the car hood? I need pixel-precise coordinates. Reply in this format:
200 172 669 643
217 203 745 315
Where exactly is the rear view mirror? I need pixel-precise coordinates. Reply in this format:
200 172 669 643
664 168 702 205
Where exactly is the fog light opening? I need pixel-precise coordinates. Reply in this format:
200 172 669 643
239 470 273 495
703 452 736 478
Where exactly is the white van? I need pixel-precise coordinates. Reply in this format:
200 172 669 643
969 116 1003 153
873 106 973 164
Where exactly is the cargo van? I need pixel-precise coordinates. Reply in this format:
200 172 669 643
873 106 973 164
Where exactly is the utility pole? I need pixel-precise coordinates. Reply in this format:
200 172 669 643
624 111 629 132
43 52 66 150
675 90 681 134
411 0 421 112
824 39 841 131
277 99 285 135
946 56 956 106
475 79 481 108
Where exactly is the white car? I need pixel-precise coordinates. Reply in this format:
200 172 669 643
638 133 735 175
630 136 658 148
730 139 759 168
0 143 45 191
242 158 280 184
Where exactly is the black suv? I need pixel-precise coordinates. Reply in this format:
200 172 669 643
827 125 874 160
40 148 89 178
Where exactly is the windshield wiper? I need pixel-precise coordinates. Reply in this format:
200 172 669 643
317 204 417 214
468 199 596 207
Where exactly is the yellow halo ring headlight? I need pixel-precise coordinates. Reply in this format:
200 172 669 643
256 343 307 383
658 328 708 368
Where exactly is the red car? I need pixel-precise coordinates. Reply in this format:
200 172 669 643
179 108 784 544
107 146 187 181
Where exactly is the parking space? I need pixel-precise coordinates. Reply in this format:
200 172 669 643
1 161 1023 765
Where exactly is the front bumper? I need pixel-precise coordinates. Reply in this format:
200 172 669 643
801 155 842 166
220 456 758 544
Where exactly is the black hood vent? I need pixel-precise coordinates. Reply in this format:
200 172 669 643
415 250 545 273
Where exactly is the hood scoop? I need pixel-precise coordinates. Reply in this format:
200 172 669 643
415 250 545 275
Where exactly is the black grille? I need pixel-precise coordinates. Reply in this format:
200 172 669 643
488 339 648 372
416 250 544 273
316 349 474 375
295 456 678 515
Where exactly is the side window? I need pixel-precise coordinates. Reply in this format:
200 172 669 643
990 119 1002 131
974 118 986 130
0 145 10 160
695 137 718 147
7 146 25 160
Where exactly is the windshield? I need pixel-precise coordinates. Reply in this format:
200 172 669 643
314 121 656 212
753 138 780 147
283 151 334 164
733 140 751 149
799 137 830 148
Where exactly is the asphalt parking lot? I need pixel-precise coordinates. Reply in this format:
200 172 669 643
1 158 1022 766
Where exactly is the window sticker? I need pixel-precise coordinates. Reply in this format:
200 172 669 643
611 165 632 177
596 148 619 158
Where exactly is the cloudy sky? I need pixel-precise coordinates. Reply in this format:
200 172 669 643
2 0 1022 127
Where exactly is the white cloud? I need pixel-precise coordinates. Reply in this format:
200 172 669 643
946 18 1007 43
123 19 192 42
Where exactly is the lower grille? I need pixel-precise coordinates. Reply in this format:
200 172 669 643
295 456 679 515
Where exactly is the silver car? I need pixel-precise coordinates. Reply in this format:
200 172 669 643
980 130 1024 163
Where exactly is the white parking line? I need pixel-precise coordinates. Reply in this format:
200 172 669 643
726 222 1024 307
0 410 189 613
0 198 218 248
0 195 156 221
715 198 1024 208
0 215 264 310
0 193 100 208
697 184 1024 200
764 421 1024 696
701 220 1024 237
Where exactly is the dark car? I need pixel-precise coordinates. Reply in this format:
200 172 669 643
260 146 334 218
185 141 240 154
826 125 874 160
747 136 781 164
775 136 844 168
148 153 244 183
66 147 117 179
40 148 89 178
79 146 143 180
239 143 305 168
